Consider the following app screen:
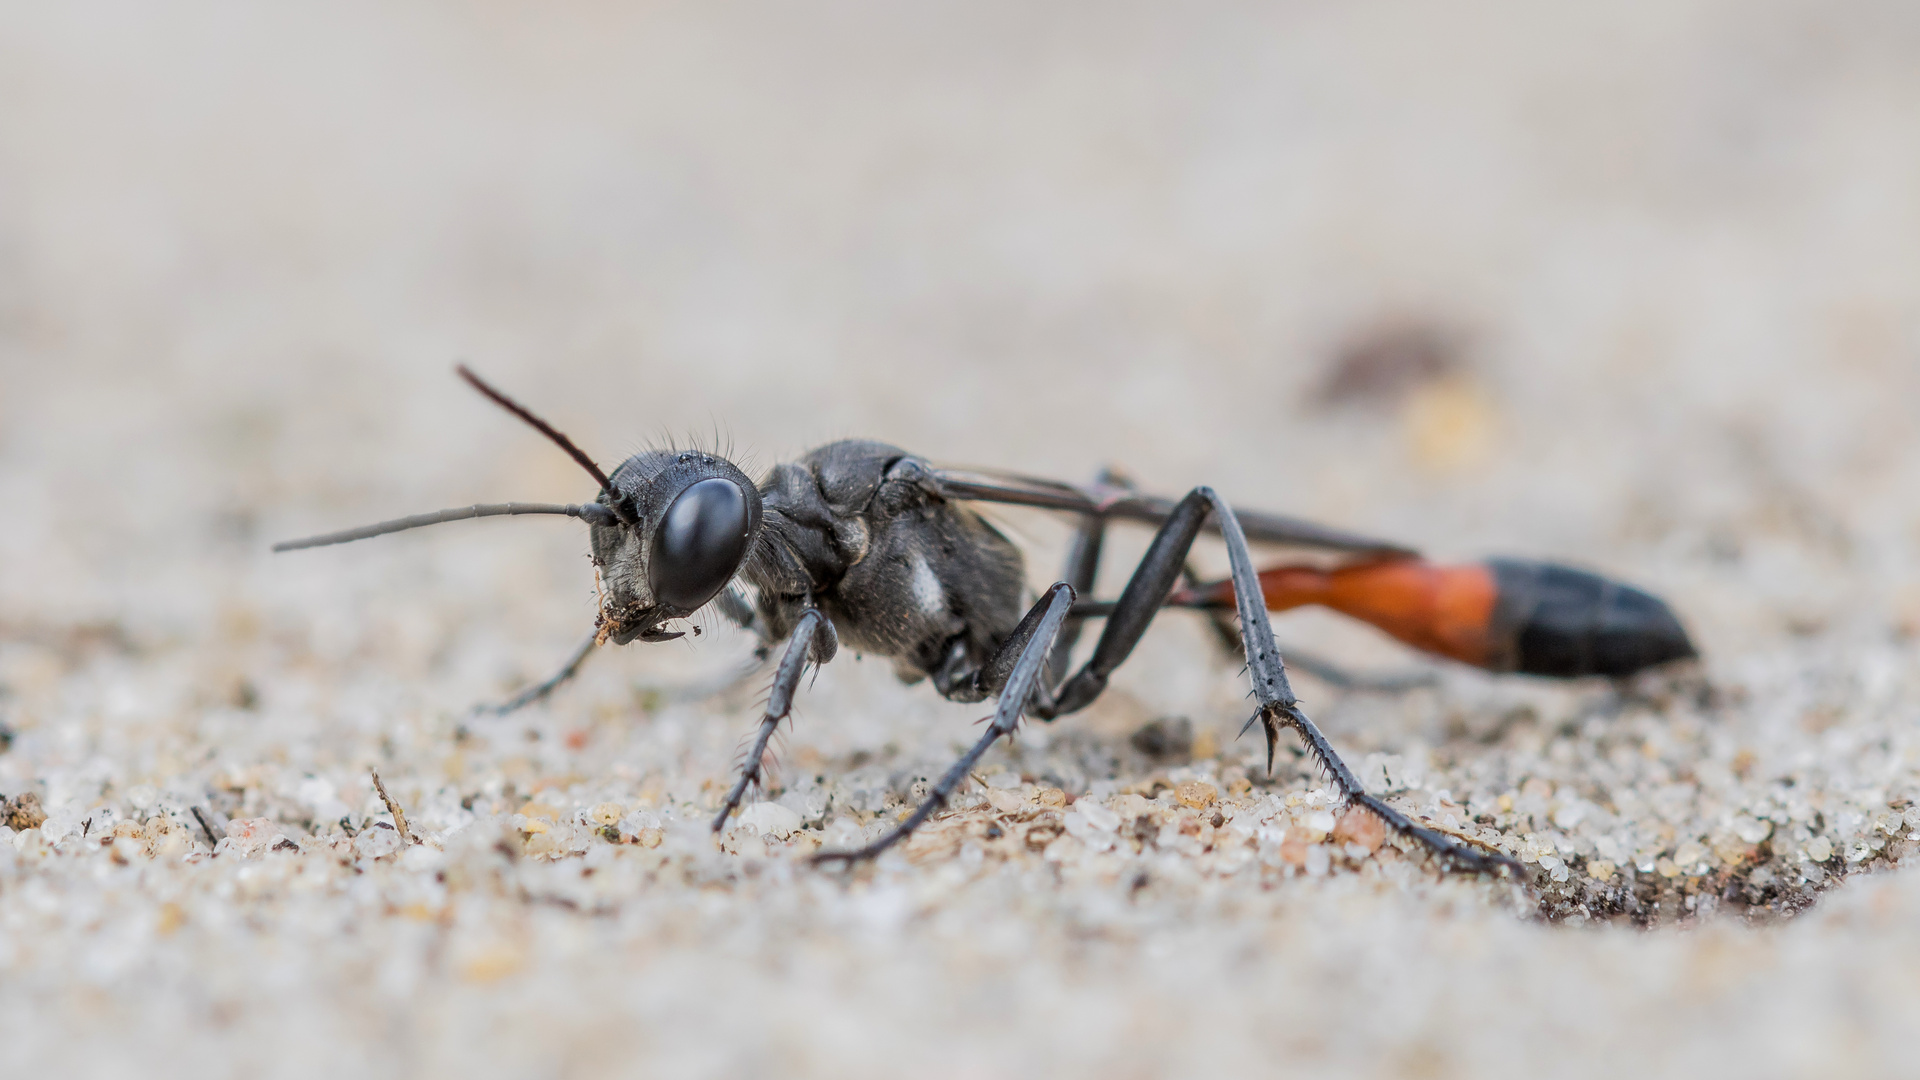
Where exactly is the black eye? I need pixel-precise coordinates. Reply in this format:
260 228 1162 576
648 478 751 612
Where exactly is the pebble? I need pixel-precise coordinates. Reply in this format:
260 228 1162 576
1298 810 1336 844
1175 782 1218 810
223 818 284 857
986 788 1026 814
1077 800 1120 833
738 801 803 839
1733 815 1773 844
354 823 403 859
1332 807 1385 853
1304 843 1331 876
1031 787 1068 810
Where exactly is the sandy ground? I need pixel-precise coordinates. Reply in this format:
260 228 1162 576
4 3 1920 1077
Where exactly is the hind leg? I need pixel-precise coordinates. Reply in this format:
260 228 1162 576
1044 487 1518 877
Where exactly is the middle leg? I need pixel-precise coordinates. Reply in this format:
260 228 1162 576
814 582 1077 864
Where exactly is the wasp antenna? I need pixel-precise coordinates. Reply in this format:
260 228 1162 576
455 365 630 519
272 502 620 552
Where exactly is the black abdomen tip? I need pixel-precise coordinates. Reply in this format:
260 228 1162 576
1488 559 1697 679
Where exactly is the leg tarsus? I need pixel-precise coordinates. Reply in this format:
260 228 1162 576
1253 702 1522 878
1240 708 1281 774
1354 789 1521 876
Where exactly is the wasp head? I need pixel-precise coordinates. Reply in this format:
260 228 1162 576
589 450 762 645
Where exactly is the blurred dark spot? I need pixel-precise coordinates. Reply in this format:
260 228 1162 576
1315 321 1467 409
1130 716 1193 762
1800 704 1843 734
231 678 260 710
1786 615 1827 638
1023 821 1062 851
1129 815 1157 849
0 619 138 660
1704 528 1744 565
209 506 259 547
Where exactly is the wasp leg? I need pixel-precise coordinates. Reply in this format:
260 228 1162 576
814 583 1076 865
1039 488 1220 717
711 608 837 833
476 630 600 716
1182 560 1248 656
1042 487 1519 877
714 583 779 661
1046 466 1132 689
1047 511 1107 689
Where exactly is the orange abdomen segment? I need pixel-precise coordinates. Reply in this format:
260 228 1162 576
1252 559 1498 668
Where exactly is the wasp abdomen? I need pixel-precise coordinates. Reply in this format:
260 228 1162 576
1218 556 1695 679
1250 558 1497 669
1484 558 1695 677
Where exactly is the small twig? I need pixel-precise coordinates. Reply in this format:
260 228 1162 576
191 806 220 850
369 767 416 846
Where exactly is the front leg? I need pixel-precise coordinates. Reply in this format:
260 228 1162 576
710 608 837 833
476 630 599 716
814 582 1076 864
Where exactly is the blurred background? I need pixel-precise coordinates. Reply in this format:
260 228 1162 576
4 0 1917 663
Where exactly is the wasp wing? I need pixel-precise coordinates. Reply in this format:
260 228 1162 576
931 466 1417 557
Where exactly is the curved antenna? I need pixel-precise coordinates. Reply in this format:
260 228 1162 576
273 502 619 552
455 364 635 524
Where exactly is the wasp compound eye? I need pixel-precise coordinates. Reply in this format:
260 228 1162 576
648 477 752 612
